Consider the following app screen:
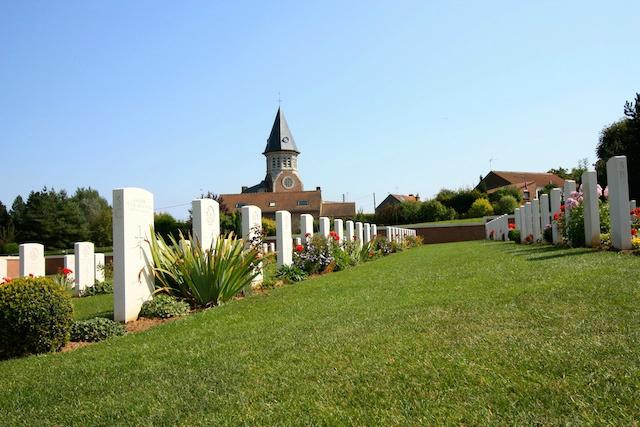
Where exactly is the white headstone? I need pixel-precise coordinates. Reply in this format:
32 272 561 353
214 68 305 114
276 210 293 267
540 194 550 229
524 202 533 242
63 254 75 281
319 217 330 239
268 242 275 253
241 205 262 250
334 219 344 243
262 243 269 254
581 171 601 247
514 208 521 233
550 188 562 244
19 243 45 277
192 199 220 251
607 156 632 250
363 223 371 244
371 224 377 239
241 205 263 284
0 258 7 279
532 199 541 241
300 214 314 241
563 180 577 226
74 242 95 295
346 220 355 242
355 222 364 247
95 253 106 282
113 188 155 323
294 237 302 246
631 200 637 212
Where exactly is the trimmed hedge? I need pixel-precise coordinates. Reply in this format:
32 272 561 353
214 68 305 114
0 277 73 358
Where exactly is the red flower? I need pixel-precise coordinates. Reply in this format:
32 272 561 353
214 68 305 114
295 245 304 252
553 212 560 221
305 233 311 237
2 277 11 284
560 204 565 212
28 274 34 277
632 228 637 236
508 223 515 230
62 268 73 275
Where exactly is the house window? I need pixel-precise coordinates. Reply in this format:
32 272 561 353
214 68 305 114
297 200 309 206
523 190 530 201
269 202 276 207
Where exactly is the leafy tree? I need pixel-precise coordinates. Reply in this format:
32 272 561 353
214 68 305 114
16 188 88 249
595 93 640 199
418 200 455 222
154 213 190 241
436 188 483 216
467 198 494 218
488 186 522 204
548 158 589 185
492 195 518 215
72 188 112 246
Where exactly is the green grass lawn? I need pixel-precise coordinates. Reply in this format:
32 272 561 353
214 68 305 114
1 241 639 424
72 293 114 320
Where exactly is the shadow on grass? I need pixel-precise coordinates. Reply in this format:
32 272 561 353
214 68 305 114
506 245 567 255
525 248 597 261
505 243 598 261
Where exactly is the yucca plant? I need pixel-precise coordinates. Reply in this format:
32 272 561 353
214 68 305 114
148 232 260 307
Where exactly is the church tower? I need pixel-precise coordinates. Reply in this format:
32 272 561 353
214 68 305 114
262 108 303 192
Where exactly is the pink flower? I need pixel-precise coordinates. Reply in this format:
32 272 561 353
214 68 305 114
596 184 603 197
603 186 609 199
565 197 579 209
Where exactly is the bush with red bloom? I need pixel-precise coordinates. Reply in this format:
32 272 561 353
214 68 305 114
632 228 637 236
553 212 560 221
295 245 304 252
560 204 565 212
61 267 73 276
1 277 11 284
508 223 515 230
304 233 311 238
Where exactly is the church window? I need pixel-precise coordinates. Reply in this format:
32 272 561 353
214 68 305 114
286 157 291 167
271 158 276 169
277 157 281 168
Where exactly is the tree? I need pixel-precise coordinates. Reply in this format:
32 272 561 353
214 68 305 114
154 212 190 241
493 195 518 215
467 198 494 218
15 188 88 249
548 158 589 185
418 200 455 222
595 93 640 199
436 188 483 217
72 187 112 247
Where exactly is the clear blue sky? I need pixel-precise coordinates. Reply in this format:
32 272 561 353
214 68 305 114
1 1 638 217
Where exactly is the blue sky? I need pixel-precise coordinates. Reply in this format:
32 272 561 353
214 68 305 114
1 1 638 217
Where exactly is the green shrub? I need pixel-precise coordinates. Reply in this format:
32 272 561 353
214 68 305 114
488 186 523 204
0 277 73 358
149 232 260 307
140 294 190 318
261 218 276 236
2 242 18 255
543 225 553 243
405 235 423 247
82 279 113 296
508 229 521 243
467 198 494 218
565 204 586 247
493 195 518 215
70 317 126 342
418 200 455 222
436 188 483 216
276 264 308 283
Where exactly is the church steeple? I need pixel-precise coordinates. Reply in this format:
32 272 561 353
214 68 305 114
263 108 299 154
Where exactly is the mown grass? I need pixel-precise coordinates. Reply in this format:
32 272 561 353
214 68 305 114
1 241 639 425
72 293 114 320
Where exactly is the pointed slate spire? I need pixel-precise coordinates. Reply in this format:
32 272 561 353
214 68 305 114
263 108 299 154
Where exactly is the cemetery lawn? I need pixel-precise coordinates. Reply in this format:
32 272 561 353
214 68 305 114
400 217 484 227
72 293 114 320
1 241 640 424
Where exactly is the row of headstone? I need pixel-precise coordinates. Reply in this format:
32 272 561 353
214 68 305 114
385 226 416 243
510 155 632 250
485 215 509 240
13 242 105 294
114 189 388 322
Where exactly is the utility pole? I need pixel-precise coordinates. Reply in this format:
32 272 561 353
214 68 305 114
342 193 345 203
373 193 377 211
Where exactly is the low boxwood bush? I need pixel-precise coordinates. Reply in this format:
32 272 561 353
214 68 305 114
0 277 73 358
276 264 308 283
70 317 126 342
82 279 114 296
140 294 190 318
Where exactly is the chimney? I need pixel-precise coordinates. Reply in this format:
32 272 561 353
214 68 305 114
241 186 248 192
316 186 321 191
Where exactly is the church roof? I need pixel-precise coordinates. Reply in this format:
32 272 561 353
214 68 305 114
263 108 299 154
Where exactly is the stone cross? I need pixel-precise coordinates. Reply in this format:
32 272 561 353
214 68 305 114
192 199 220 251
581 171 601 247
550 188 562 244
276 210 293 267
74 242 95 295
319 217 330 239
606 156 632 250
334 219 344 243
113 187 155 323
300 214 314 241
19 243 45 277
94 253 106 282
